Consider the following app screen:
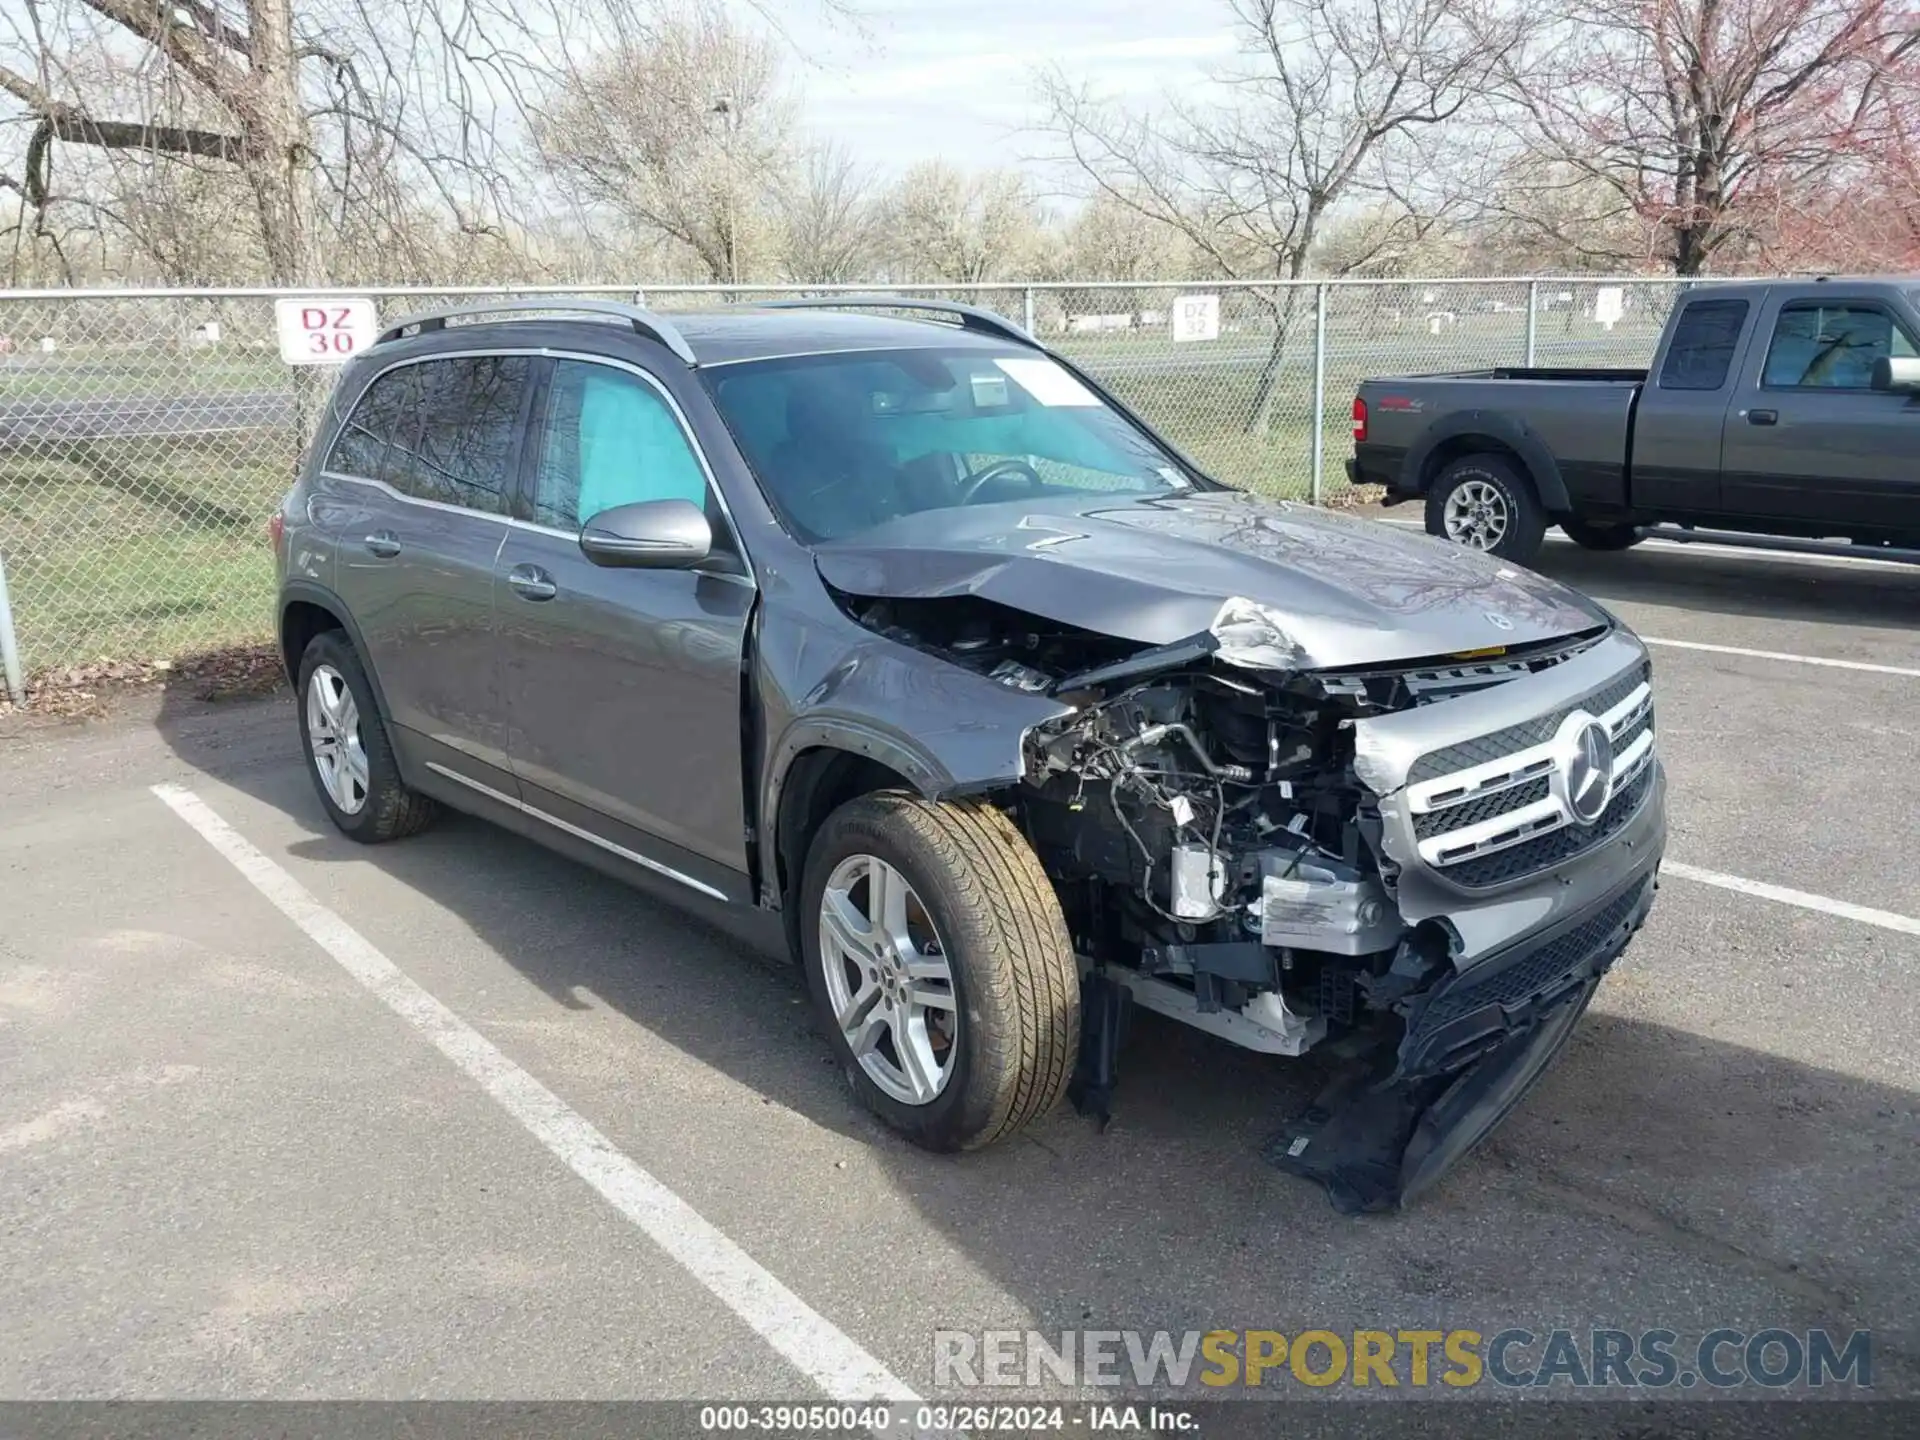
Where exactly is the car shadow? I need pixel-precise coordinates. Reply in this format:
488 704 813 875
1527 535 1920 633
152 682 1918 1399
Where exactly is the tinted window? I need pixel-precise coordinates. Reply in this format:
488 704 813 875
1763 304 1919 389
1658 299 1748 390
532 361 709 528
326 356 527 514
406 356 529 511
327 364 419 480
705 348 1190 542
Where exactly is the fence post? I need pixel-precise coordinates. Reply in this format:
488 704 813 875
1525 280 1539 367
0 549 25 708
1310 284 1328 505
1023 286 1035 336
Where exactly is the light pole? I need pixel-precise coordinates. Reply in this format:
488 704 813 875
711 94 737 287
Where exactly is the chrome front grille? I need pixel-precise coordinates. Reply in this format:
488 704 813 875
1406 664 1656 887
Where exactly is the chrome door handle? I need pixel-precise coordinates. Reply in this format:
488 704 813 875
507 565 557 602
363 531 401 558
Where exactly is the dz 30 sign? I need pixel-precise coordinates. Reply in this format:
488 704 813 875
275 297 379 364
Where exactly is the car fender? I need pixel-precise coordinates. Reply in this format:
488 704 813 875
1401 410 1572 513
279 578 395 724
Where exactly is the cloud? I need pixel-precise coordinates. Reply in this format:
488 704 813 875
783 0 1236 171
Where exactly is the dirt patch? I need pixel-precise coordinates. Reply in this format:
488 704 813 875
0 642 284 728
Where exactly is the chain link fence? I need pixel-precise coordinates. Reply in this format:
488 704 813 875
0 276 1697 684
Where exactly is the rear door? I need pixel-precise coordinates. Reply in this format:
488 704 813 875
1720 295 1920 530
494 354 755 901
1629 294 1754 515
324 352 534 788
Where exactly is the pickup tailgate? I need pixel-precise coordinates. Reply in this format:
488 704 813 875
1353 372 1642 503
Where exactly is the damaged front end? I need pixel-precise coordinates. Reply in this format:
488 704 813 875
837 585 1666 1212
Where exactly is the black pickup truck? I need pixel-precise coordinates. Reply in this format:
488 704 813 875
1349 277 1920 564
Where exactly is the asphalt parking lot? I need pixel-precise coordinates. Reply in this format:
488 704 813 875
2 524 1916 1416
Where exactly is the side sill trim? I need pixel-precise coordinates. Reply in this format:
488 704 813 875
424 761 728 901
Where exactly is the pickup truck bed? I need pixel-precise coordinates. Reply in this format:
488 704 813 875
1351 278 1920 564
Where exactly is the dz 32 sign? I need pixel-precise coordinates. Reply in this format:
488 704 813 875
274 297 379 364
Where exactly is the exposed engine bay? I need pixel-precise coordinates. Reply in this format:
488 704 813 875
840 584 1662 1212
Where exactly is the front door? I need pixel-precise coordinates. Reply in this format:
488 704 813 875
1720 297 1920 532
495 356 755 899
323 352 533 786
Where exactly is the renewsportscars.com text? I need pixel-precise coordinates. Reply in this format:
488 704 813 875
933 1327 1872 1391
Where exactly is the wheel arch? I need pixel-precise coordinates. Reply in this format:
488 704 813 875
1403 414 1571 514
770 743 931 957
280 581 393 724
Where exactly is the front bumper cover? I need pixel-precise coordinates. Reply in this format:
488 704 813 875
1266 842 1663 1214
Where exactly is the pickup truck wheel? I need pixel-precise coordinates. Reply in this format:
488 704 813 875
296 631 439 843
800 791 1080 1152
1560 518 1645 551
1426 455 1546 564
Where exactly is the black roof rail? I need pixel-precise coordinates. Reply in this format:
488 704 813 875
375 298 698 366
756 294 1040 348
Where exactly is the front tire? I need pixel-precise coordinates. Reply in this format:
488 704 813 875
1426 455 1547 564
296 630 439 843
799 791 1080 1152
1560 517 1645 551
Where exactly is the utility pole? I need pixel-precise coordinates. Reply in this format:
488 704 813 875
712 94 738 286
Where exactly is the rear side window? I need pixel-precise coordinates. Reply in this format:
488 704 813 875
326 355 529 514
1763 303 1919 389
531 360 709 528
1658 299 1748 390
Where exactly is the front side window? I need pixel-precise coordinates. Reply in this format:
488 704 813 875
1658 298 1748 391
1762 304 1919 390
704 348 1193 543
326 356 528 515
532 361 710 529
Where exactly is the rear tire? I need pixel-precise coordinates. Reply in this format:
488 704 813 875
799 791 1080 1152
1426 455 1547 565
1560 517 1645 552
296 630 439 843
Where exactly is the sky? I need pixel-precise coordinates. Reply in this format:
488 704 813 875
775 0 1239 179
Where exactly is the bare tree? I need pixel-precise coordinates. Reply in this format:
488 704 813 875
1485 0 1920 275
1037 0 1519 434
775 141 878 285
537 5 795 285
1 0 321 284
879 161 1047 286
1054 191 1193 282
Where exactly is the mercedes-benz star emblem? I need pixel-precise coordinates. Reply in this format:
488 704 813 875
1563 717 1615 825
1484 611 1515 631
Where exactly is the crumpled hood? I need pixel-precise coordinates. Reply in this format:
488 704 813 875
812 490 1607 670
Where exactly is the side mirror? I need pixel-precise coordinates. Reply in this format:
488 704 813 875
579 498 713 569
1870 355 1920 394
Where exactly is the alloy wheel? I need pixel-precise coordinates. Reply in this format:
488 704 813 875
818 853 959 1105
306 664 370 815
1443 479 1510 551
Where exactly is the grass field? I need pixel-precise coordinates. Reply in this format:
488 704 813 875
1 435 290 677
0 355 287 405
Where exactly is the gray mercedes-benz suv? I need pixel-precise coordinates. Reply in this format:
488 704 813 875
273 297 1666 1211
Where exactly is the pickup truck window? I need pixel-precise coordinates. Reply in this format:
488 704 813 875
1658 298 1749 390
1762 303 1920 390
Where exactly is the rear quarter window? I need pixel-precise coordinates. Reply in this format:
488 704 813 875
1657 299 1748 390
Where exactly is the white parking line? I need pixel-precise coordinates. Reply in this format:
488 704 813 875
1664 861 1920 938
1636 637 1920 679
1375 515 1920 573
151 782 920 1410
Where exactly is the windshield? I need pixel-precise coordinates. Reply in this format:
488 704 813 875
704 347 1194 542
